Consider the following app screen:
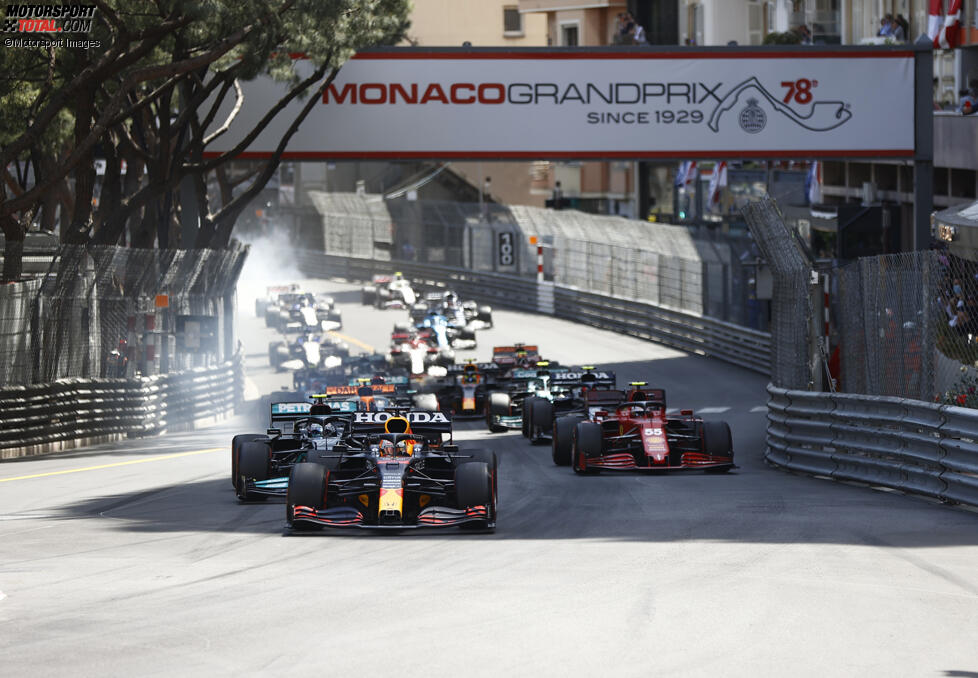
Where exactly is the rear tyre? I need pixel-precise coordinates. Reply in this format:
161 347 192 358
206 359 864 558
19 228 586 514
231 434 264 487
361 287 375 305
487 392 509 433
552 416 580 466
573 421 604 475
286 462 327 530
521 398 534 438
530 399 553 444
236 441 270 501
703 420 734 473
268 341 285 370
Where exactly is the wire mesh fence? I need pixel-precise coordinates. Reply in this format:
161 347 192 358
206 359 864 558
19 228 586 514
309 193 755 322
0 244 247 386
742 198 812 390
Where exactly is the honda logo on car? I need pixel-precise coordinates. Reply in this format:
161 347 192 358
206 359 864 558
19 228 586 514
354 411 450 424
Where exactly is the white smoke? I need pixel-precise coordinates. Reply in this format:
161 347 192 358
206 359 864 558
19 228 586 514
234 225 307 312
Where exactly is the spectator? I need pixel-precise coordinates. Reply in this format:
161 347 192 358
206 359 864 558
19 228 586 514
878 15 894 37
629 13 647 44
896 14 910 39
889 16 906 42
959 79 978 115
795 24 812 44
615 13 634 45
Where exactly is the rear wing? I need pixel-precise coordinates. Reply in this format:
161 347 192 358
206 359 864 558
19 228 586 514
585 390 627 406
493 345 539 356
350 410 453 441
347 375 409 387
321 384 397 396
552 370 616 387
270 401 311 424
447 362 500 375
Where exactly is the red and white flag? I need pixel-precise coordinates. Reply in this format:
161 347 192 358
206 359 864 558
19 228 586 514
930 0 962 49
708 161 727 208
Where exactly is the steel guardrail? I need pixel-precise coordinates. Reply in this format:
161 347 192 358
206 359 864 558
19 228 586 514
0 358 243 460
766 383 978 507
294 251 770 375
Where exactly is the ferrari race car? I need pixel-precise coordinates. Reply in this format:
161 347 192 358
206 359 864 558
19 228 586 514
286 410 498 531
362 273 417 309
551 384 735 474
231 400 357 500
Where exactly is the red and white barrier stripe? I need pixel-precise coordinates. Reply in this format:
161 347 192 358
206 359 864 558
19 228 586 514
536 241 544 282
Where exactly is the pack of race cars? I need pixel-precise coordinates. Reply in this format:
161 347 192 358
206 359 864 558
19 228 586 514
238 276 737 535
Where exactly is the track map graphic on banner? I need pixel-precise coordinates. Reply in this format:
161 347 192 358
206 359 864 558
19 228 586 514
204 47 915 160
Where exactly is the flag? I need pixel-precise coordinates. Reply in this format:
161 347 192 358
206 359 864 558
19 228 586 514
684 161 698 188
675 161 691 187
930 0 962 49
708 161 727 209
806 161 821 205
928 0 943 42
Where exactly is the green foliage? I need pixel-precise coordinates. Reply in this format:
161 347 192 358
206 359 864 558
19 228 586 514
762 31 801 45
937 366 978 409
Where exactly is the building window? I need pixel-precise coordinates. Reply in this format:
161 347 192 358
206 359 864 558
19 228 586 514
503 6 523 36
561 22 579 46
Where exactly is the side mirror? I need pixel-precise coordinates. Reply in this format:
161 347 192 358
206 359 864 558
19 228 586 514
680 409 693 416
266 428 281 435
442 444 459 453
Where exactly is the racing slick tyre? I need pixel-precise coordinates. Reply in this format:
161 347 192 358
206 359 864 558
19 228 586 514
529 398 553 444
392 322 410 334
477 305 493 328
413 393 440 412
286 462 327 531
268 341 286 370
231 434 264 487
572 422 604 475
521 398 533 438
703 420 734 473
455 461 495 531
236 442 271 501
487 392 510 433
552 415 582 466
361 287 376 305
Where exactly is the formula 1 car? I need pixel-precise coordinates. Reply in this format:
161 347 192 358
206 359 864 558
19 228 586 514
286 410 497 531
266 291 342 332
387 324 454 375
269 332 348 372
409 291 493 331
256 284 300 318
484 359 580 433
489 344 542 373
426 361 501 417
231 400 357 500
362 273 417 309
551 384 734 474
521 365 617 444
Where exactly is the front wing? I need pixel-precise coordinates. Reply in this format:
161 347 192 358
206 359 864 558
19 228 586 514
290 504 492 530
584 451 735 471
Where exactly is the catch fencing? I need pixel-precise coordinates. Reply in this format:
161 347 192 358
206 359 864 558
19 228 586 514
307 192 756 326
0 357 243 460
0 244 247 386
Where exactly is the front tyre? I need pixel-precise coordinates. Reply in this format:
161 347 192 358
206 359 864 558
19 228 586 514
286 462 328 530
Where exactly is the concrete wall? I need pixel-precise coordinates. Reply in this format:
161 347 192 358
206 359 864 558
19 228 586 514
407 0 548 47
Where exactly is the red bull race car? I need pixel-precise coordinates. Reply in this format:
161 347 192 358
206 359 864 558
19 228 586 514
552 384 734 474
286 410 497 531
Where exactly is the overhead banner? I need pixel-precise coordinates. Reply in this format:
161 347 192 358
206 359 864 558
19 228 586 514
204 48 916 160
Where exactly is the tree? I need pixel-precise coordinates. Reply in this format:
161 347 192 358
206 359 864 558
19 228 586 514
0 0 410 281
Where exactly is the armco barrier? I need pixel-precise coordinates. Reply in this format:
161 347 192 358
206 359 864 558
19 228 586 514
766 383 978 507
293 251 771 375
0 358 243 460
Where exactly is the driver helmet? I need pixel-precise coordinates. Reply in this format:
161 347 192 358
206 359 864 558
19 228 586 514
397 439 417 456
379 439 396 457
322 423 337 437
308 423 324 438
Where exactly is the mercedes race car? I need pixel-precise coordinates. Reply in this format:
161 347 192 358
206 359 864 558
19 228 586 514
521 365 617 444
362 273 417 309
286 410 497 531
231 400 358 500
551 384 735 474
